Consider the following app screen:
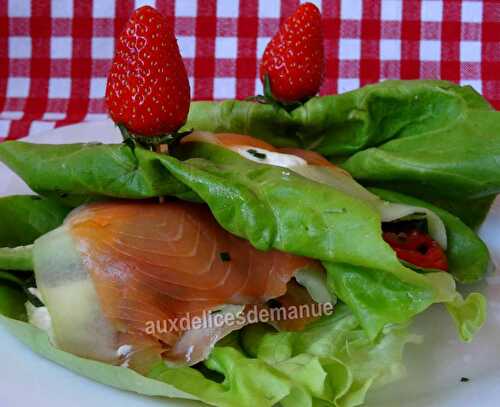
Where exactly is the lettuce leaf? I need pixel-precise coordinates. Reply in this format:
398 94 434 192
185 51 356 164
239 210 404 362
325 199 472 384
183 80 500 227
0 195 70 247
0 286 26 320
164 143 485 339
0 142 191 206
0 303 417 407
341 109 500 226
185 99 297 148
149 305 417 407
0 314 199 402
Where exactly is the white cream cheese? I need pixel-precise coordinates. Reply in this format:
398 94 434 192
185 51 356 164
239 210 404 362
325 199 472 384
232 146 308 168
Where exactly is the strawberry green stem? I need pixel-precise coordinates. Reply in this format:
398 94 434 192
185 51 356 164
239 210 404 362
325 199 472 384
118 123 191 150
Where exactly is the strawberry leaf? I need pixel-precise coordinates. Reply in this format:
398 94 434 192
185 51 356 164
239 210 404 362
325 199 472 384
118 124 192 151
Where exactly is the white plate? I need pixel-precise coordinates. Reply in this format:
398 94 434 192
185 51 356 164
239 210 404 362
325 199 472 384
0 122 499 407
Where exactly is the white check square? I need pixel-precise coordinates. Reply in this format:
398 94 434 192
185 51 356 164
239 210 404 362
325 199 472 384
259 0 280 18
177 36 196 58
0 120 10 139
92 38 115 59
175 0 197 17
52 1 73 18
6 78 30 98
93 0 115 18
188 77 195 97
461 1 483 23
300 0 322 10
381 0 402 21
341 0 362 20
216 37 238 59
217 0 239 18
257 37 271 57
460 41 481 62
134 0 156 8
9 37 31 59
51 37 72 59
339 38 361 60
380 39 401 60
85 113 108 121
90 78 107 99
421 0 443 22
8 1 30 17
48 78 71 98
214 78 236 99
1 111 23 119
420 40 441 61
460 80 482 93
29 121 55 136
42 112 66 120
255 78 264 95
338 78 360 93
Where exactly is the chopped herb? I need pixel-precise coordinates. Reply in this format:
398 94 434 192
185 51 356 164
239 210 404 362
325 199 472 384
247 149 267 159
23 277 44 307
219 252 231 262
324 208 347 215
460 377 470 383
267 299 282 309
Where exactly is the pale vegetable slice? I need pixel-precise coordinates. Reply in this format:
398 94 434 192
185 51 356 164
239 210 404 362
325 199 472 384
167 304 246 366
33 226 120 363
294 268 335 304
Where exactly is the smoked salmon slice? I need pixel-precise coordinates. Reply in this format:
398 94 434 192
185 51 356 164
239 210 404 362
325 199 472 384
183 131 277 151
66 200 322 366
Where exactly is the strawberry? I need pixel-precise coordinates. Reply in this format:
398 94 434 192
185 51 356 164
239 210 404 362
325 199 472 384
106 6 190 136
260 3 324 103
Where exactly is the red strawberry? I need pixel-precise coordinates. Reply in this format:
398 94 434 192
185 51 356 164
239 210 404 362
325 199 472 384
260 3 324 103
106 6 190 136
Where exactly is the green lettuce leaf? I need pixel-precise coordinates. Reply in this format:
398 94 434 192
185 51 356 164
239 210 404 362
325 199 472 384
0 314 200 402
240 305 419 407
166 143 478 339
0 195 70 247
0 304 417 407
369 188 491 283
446 292 487 342
341 109 500 225
0 142 190 206
292 80 493 156
325 263 486 342
148 305 418 407
184 80 500 227
0 285 26 320
185 99 298 148
149 346 292 407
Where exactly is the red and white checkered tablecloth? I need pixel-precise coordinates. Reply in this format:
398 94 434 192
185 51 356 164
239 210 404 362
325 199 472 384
0 0 498 141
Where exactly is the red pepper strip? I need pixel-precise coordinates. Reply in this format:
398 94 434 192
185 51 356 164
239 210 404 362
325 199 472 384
383 229 449 271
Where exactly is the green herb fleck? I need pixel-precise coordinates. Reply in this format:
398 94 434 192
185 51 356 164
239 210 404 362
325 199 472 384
460 377 470 383
219 252 231 262
247 149 267 159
